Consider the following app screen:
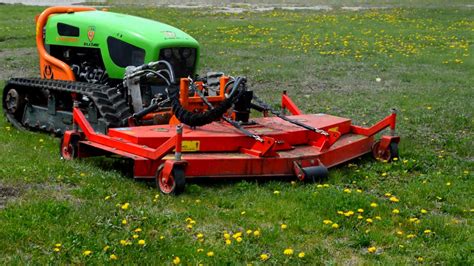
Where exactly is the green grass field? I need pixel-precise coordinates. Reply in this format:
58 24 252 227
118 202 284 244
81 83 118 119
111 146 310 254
0 3 473 265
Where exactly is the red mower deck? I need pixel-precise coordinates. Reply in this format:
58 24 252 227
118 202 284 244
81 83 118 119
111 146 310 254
61 92 399 194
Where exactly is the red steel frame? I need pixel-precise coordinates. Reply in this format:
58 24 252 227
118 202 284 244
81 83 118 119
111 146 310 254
62 87 399 184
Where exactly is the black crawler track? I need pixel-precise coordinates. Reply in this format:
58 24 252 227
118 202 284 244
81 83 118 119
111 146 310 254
2 78 131 134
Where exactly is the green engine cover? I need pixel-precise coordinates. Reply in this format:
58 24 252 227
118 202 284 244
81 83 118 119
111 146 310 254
44 10 200 79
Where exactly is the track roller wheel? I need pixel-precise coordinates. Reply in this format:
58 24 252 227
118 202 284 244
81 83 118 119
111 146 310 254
156 164 185 195
303 165 329 183
3 86 26 129
60 134 80 160
372 141 398 162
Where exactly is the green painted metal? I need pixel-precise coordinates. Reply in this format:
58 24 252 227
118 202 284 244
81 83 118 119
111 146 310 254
44 10 200 79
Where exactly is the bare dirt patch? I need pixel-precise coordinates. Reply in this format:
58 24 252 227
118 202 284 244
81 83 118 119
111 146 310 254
0 183 20 209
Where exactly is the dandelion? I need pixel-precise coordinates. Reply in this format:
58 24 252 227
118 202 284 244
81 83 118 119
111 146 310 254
236 237 243 243
110 254 118 260
384 192 392 197
253 230 261 237
344 211 355 217
55 243 62 248
417 257 424 262
197 248 204 252
83 250 92 256
356 189 362 193
323 219 333 225
197 233 204 239
389 196 399 202
186 224 193 229
273 190 280 195
370 202 378 208
104 196 111 200
206 251 214 257
260 253 269 261
337 210 344 215
420 209 428 214
173 256 181 265
121 203 130 210
233 232 242 239
446 182 451 186
407 234 416 239
224 233 231 239
122 219 127 225
160 236 165 240
343 188 352 193
53 247 60 252
134 228 142 233
120 240 127 246
283 248 294 255
396 230 404 235
133 234 139 239
225 239 231 245
375 216 382 220
424 229 432 234
138 239 145 246
246 229 252 234
357 208 364 213
298 252 305 258
357 215 364 219
332 223 340 229
241 211 246 215
103 245 110 251
392 209 400 214
367 246 377 253
195 199 201 203
281 224 288 229
381 172 387 177
366 218 373 224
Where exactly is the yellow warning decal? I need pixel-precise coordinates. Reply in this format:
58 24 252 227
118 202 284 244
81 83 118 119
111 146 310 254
182 140 200 152
328 127 339 132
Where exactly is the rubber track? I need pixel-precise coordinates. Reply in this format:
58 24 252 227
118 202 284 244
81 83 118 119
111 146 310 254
4 78 131 132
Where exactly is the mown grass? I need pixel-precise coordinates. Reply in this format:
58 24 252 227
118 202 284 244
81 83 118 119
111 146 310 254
0 4 473 265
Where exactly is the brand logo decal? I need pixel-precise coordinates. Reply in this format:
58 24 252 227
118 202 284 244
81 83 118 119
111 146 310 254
87 26 95 42
161 31 176 39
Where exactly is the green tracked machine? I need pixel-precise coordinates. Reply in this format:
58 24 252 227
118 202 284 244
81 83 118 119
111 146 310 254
2 6 216 134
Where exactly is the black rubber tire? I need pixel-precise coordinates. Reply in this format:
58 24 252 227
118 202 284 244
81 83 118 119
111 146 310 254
59 135 79 160
372 141 399 162
156 164 186 195
303 165 329 183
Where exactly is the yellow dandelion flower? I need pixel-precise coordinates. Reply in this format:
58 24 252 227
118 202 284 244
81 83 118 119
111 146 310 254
225 239 231 245
281 224 288 229
420 209 428 214
83 250 92 256
446 182 451 186
241 211 246 215
366 218 374 224
134 228 142 233
396 230 404 235
417 257 424 262
357 215 364 219
103 245 110 251
375 216 382 220
121 203 130 210
53 247 60 252
120 240 127 246
55 243 62 248
224 233 231 239
392 209 400 214
424 229 432 234
185 217 193 223
236 237 243 243
381 172 387 177
197 233 204 239
122 219 127 225
356 189 362 193
160 235 165 240
253 230 261 237
260 253 269 261
323 219 333 225
173 256 181 265
186 224 193 229
206 251 214 257
331 223 339 229
407 234 416 239
138 239 145 245
367 246 377 253
246 229 252 234
317 184 323 188
323 184 330 188
370 202 378 208
233 232 242 239
343 188 351 193
357 208 364 213
133 234 139 239
195 199 201 203
389 196 399 202
298 252 305 258
110 254 118 260
283 248 294 255
197 248 204 252
273 190 280 195
384 192 392 197
104 195 111 200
